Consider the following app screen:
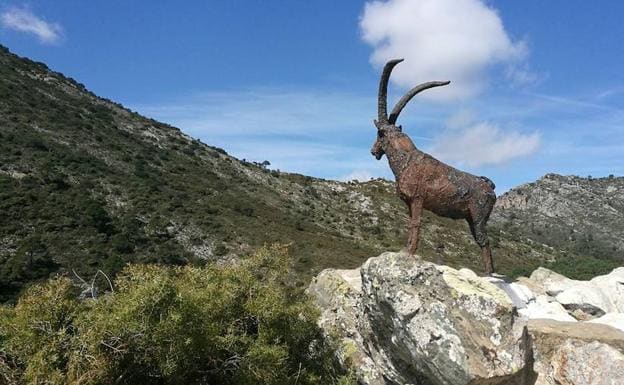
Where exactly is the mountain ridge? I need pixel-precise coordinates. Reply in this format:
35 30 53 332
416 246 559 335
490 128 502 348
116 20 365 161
492 173 624 262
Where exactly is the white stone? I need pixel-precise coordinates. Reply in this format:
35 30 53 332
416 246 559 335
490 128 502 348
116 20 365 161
589 313 624 333
518 295 577 322
529 267 575 295
487 279 536 309
509 282 536 304
590 267 624 313
555 283 615 314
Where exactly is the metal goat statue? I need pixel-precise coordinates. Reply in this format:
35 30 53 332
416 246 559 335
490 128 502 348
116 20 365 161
371 59 497 274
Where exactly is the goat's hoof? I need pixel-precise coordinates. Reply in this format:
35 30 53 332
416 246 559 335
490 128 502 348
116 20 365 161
399 248 420 259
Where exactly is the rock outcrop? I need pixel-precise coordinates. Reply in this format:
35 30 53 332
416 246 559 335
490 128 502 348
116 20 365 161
491 173 624 261
309 252 624 385
529 266 624 320
529 319 624 385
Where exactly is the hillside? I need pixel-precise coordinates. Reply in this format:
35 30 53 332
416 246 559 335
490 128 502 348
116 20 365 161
0 45 619 301
491 173 624 274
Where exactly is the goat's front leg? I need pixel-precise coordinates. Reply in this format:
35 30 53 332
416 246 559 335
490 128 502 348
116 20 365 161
406 199 423 254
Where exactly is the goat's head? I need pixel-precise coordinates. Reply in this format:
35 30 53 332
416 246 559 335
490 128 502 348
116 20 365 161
371 58 450 160
370 120 401 160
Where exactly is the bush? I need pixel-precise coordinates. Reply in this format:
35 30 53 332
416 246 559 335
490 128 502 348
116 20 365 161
0 245 352 384
0 278 79 383
545 255 620 281
213 242 228 256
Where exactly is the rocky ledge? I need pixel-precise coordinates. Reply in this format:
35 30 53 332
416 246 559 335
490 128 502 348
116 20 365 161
308 252 624 385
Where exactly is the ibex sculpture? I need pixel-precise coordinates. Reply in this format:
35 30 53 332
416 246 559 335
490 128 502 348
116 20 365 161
371 59 497 274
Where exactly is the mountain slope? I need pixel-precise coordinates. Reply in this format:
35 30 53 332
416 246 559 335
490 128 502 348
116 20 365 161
0 45 618 301
492 173 624 264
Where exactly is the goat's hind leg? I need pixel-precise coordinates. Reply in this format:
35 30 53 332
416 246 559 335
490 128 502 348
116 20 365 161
467 215 495 275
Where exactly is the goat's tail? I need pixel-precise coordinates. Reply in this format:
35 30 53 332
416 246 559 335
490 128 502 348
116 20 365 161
479 176 496 190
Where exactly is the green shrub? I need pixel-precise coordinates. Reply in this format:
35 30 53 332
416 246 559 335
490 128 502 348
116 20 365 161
213 242 228 256
508 255 620 281
0 278 79 384
0 245 352 384
545 255 620 281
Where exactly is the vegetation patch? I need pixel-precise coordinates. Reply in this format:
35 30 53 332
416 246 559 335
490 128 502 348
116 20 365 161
0 245 353 385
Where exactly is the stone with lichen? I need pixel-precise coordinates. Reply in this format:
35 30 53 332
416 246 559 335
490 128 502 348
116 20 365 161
310 252 624 385
310 252 531 385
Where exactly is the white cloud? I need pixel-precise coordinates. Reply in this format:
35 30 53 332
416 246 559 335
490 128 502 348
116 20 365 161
506 63 540 87
360 0 528 101
134 88 372 137
1 7 62 44
131 88 397 181
445 109 476 130
429 122 540 167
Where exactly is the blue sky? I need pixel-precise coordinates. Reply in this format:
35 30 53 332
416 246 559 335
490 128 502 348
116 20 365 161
1 1 623 192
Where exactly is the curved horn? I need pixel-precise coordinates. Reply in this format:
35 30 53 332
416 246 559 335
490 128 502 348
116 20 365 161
377 58 404 124
388 80 450 124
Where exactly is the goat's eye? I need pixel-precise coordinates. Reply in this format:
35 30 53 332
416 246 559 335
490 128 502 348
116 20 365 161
378 130 385 138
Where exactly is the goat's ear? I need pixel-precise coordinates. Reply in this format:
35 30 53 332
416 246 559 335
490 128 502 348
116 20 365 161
397 125 402 132
374 119 380 129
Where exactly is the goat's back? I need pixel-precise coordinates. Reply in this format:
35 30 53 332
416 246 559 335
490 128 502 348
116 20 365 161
397 152 495 218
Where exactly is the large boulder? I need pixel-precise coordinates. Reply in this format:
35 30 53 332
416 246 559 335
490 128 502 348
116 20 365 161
528 319 624 385
361 254 531 385
529 267 575 296
527 267 624 319
590 267 624 312
310 253 624 385
308 268 391 385
310 252 532 385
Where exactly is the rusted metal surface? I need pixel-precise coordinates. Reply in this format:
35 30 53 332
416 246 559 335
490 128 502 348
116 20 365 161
371 59 497 274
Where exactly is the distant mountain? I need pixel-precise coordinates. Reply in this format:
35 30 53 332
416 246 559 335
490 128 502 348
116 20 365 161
492 173 624 264
0 44 619 301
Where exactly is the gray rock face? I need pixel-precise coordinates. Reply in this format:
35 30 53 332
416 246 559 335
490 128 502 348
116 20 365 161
361 254 529 385
308 268 390 385
492 173 624 260
310 253 624 385
310 252 531 385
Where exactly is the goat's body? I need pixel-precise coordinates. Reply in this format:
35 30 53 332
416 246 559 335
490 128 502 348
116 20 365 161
382 134 497 274
396 150 496 220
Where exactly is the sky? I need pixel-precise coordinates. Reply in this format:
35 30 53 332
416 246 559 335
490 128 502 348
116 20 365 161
1 0 623 192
